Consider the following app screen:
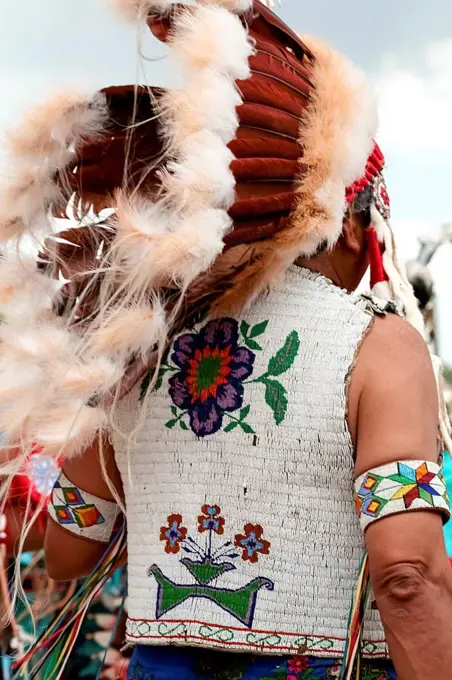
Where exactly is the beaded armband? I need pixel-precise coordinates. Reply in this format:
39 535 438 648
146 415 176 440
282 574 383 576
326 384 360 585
354 460 450 532
48 472 119 543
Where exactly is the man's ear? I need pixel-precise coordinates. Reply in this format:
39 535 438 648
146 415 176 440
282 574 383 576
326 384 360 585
342 215 362 255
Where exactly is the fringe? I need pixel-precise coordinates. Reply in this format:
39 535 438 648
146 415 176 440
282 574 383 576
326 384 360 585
340 552 371 680
13 529 127 680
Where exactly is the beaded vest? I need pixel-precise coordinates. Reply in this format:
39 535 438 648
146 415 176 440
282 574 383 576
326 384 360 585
111 267 389 658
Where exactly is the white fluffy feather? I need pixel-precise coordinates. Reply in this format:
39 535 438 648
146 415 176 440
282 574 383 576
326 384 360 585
159 72 241 146
30 400 106 458
116 203 229 286
50 356 125 399
0 256 56 321
292 36 378 260
115 195 168 241
314 180 347 250
0 173 62 235
0 254 43 302
116 1 249 291
8 91 108 158
301 36 377 190
151 208 230 283
338 67 377 187
88 301 166 360
162 130 235 210
0 351 43 402
0 92 108 241
0 392 42 446
170 5 253 80
0 286 56 325
0 324 74 362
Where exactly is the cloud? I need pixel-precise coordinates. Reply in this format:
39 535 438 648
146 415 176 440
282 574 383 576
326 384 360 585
374 40 452 154
371 40 452 262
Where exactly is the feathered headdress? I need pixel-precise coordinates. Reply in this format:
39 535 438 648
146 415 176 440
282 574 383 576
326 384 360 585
0 0 431 469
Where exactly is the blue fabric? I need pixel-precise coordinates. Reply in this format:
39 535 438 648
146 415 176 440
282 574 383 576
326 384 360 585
127 646 397 679
443 452 452 557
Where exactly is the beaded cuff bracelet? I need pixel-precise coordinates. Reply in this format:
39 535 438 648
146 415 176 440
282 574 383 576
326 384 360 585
48 472 119 543
354 459 450 532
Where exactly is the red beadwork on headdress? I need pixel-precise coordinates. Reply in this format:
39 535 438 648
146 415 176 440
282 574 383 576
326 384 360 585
346 142 391 290
345 142 386 205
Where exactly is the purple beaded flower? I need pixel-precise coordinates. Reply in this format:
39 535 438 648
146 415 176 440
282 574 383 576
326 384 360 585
168 318 255 437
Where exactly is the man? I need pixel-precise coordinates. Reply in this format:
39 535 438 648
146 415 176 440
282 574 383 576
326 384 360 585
0 2 451 679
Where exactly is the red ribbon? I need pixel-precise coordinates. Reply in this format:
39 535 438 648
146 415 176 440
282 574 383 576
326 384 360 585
366 227 388 288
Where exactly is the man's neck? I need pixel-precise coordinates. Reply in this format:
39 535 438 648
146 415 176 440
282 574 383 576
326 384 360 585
295 254 346 290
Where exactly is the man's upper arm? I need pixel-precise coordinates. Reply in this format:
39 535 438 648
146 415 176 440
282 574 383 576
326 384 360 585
349 313 448 574
62 433 124 502
351 313 439 475
44 434 124 580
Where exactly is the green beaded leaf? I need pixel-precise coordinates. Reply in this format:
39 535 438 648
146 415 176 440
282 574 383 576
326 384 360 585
240 320 250 338
249 320 269 338
224 421 239 433
244 337 262 351
239 405 250 421
267 331 300 377
263 378 288 425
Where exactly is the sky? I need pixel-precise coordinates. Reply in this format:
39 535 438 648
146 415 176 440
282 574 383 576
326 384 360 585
0 0 451 358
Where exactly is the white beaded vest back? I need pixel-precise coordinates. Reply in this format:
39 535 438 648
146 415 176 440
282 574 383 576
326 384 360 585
111 267 388 658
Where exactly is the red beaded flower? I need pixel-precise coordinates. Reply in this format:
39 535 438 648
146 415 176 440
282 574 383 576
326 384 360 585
288 656 310 673
197 505 225 535
159 514 187 554
234 523 270 563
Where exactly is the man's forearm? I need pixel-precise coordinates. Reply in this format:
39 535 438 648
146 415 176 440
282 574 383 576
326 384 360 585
375 567 452 680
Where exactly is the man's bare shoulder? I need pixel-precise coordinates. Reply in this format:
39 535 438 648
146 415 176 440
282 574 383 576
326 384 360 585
348 313 438 469
359 313 432 376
